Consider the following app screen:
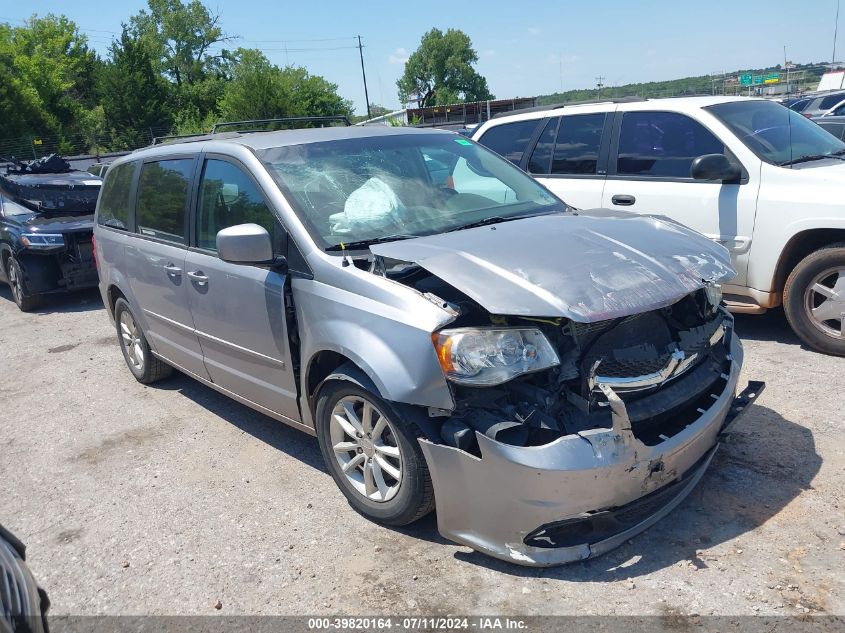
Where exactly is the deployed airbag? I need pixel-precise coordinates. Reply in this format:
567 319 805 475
330 177 405 234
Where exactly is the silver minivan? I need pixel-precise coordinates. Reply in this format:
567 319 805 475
94 125 761 566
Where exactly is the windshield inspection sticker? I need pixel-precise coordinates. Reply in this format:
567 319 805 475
454 138 473 146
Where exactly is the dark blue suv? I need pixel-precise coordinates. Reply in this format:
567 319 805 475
0 156 101 311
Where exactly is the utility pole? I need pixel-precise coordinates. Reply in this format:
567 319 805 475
357 35 371 120
595 76 605 99
835 0 841 64
559 53 564 93
784 45 791 96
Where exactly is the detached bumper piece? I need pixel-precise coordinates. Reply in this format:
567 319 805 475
420 335 764 566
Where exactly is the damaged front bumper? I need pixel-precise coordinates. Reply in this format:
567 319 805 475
419 334 762 566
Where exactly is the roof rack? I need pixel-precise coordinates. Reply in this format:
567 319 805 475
211 115 351 134
152 132 211 145
492 96 645 119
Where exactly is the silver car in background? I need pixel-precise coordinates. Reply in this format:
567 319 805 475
93 125 762 566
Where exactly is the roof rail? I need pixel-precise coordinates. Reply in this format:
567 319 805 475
211 115 351 134
492 96 645 119
152 132 211 145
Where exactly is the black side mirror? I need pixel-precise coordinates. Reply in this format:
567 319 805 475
690 154 742 182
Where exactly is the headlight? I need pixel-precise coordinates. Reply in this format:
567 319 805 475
432 327 560 386
21 233 64 249
704 282 723 309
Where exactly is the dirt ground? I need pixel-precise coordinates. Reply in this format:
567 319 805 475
1 285 842 617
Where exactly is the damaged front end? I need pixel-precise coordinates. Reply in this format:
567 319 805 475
369 212 764 566
17 228 98 294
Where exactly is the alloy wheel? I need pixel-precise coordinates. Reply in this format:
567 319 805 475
119 310 145 371
804 266 845 339
7 260 22 304
329 395 403 502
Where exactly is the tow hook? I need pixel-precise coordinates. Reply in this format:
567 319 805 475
719 380 766 438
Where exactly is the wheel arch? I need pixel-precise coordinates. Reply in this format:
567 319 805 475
772 229 845 298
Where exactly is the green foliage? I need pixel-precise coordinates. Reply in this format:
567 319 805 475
100 29 173 149
397 28 493 108
218 48 353 123
0 14 97 152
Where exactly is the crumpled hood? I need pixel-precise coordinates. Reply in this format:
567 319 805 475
371 210 736 323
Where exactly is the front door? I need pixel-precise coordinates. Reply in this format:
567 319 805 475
602 110 760 286
126 157 209 378
184 157 300 421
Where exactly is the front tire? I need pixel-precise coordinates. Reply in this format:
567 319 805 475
114 298 173 383
6 256 40 312
315 380 434 526
783 244 845 356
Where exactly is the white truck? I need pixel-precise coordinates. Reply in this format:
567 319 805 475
473 96 845 355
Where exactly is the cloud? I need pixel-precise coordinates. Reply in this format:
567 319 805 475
527 26 541 35
388 47 409 65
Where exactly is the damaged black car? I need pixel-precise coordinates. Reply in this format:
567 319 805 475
0 155 101 311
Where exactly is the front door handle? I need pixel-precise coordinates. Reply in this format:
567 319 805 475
163 264 182 277
611 194 636 206
187 270 208 285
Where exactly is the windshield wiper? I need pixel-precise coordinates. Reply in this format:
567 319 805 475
324 234 417 252
778 149 845 166
445 210 560 233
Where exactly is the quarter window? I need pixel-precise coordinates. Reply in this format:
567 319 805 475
97 162 135 230
552 113 606 175
477 119 541 165
617 111 724 178
197 159 282 252
136 159 193 244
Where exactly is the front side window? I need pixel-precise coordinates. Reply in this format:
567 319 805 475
136 159 193 244
97 162 135 230
707 100 845 166
617 111 724 178
477 119 542 165
259 133 565 250
197 159 282 252
552 113 606 175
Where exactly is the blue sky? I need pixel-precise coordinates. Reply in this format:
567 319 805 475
1 0 840 114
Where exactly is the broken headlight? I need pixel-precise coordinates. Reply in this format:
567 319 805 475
704 282 723 310
432 327 560 386
21 233 64 249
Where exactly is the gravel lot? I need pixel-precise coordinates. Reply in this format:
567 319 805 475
1 285 843 617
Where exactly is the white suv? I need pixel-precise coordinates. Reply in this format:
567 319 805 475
473 96 845 355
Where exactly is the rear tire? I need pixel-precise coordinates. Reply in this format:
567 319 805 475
6 256 40 312
315 379 434 526
783 244 845 356
114 298 173 383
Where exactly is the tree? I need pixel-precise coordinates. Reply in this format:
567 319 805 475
218 49 353 123
0 14 98 153
128 0 232 125
100 29 173 149
397 28 493 108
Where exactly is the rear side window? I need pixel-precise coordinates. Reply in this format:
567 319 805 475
477 119 541 165
526 118 558 174
136 159 194 244
819 94 845 110
97 162 135 230
617 111 724 178
197 159 284 253
552 113 606 175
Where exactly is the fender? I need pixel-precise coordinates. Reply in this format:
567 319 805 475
294 277 456 413
748 216 845 293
